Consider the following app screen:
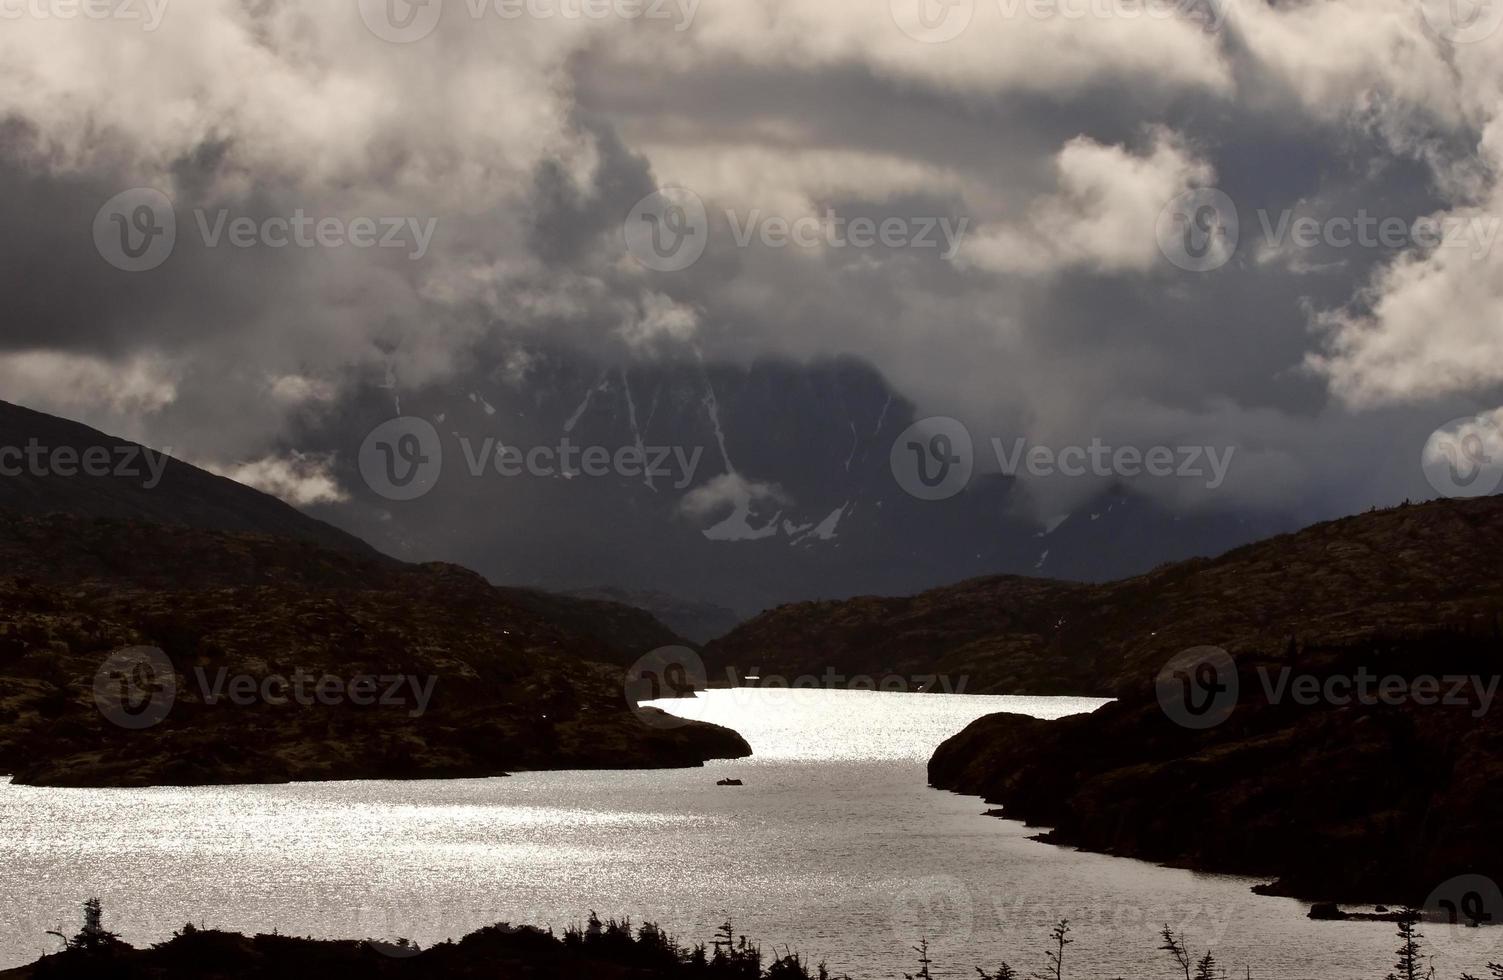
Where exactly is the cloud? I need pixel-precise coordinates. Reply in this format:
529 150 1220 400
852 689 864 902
957 128 1214 275
680 471 790 519
607 0 1233 99
1 0 1501 531
0 350 179 438
267 374 339 406
620 291 701 349
204 452 349 507
1308 209 1503 406
1294 13 1503 409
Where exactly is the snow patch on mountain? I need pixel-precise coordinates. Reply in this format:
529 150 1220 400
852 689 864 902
796 504 846 543
619 368 654 491
564 371 610 433
700 376 734 474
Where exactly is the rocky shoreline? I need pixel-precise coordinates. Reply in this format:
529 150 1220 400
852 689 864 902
928 659 1503 907
710 496 1503 906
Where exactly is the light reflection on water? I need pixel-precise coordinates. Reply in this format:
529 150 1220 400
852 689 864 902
0 689 1494 978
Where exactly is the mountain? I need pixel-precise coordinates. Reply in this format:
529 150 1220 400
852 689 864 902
311 345 1293 617
497 586 693 662
0 402 748 786
707 495 1503 903
0 399 376 557
703 575 1095 694
910 495 1502 904
707 496 1503 695
0 512 749 786
565 588 743 644
0 397 702 661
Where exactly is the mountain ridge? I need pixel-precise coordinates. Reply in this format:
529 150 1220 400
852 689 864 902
0 403 748 787
907 495 1503 904
0 399 378 557
0 510 751 787
707 496 1503 696
316 346 1296 614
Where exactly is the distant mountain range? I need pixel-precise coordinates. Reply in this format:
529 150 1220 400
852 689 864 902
2 350 1298 635
311 346 1294 622
563 588 741 646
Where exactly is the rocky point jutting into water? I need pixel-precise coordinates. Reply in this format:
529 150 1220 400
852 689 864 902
716 496 1503 904
0 404 748 788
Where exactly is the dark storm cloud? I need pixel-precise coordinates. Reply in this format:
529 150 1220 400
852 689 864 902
0 0 1499 517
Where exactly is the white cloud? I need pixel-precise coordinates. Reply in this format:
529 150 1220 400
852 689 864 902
958 129 1214 275
608 0 1232 99
679 472 790 521
1303 29 1503 407
1308 215 1503 405
267 374 338 405
619 291 700 348
205 452 349 508
0 350 178 433
1233 0 1469 136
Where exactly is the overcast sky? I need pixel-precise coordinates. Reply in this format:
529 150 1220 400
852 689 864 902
2 0 1501 519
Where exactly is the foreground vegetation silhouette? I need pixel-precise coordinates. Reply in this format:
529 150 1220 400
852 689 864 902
12 903 1501 979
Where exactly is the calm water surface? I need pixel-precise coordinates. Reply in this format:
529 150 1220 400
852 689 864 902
0 689 1495 977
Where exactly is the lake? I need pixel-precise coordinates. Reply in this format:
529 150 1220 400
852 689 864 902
0 689 1494 977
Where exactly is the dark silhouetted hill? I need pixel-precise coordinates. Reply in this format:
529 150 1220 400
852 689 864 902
716 495 1503 904
0 511 748 787
565 588 742 645
0 399 375 556
923 497 1503 904
709 496 1503 697
0 403 746 786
